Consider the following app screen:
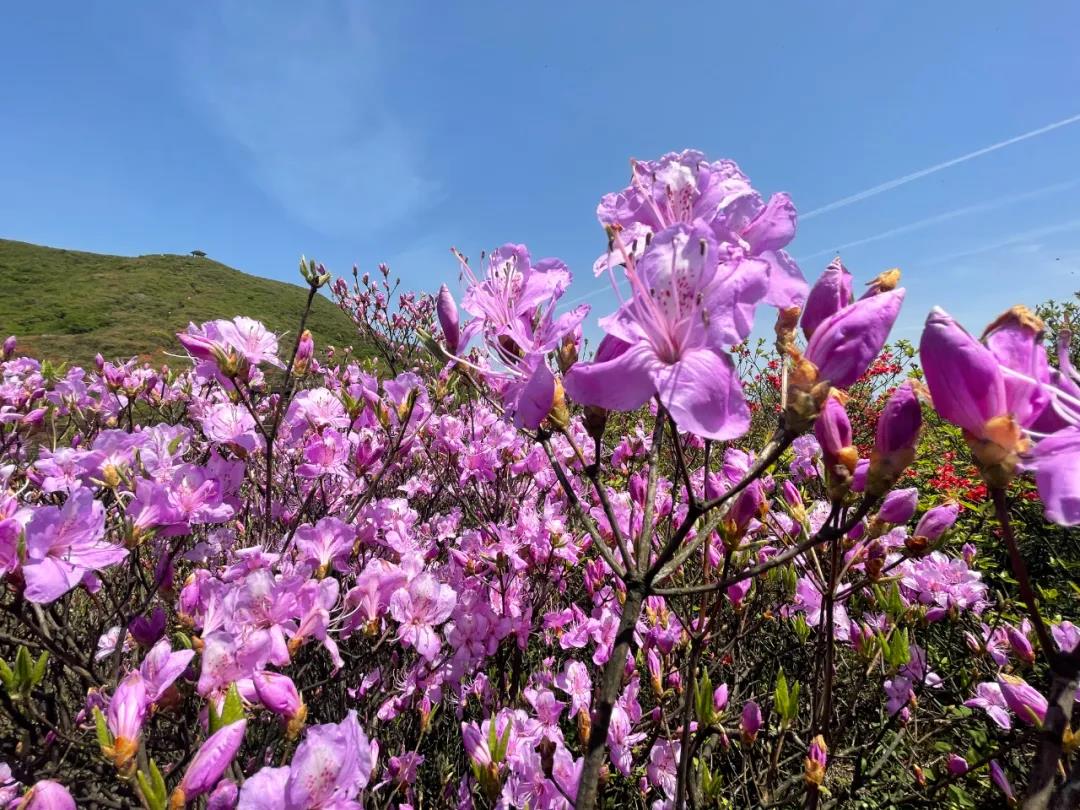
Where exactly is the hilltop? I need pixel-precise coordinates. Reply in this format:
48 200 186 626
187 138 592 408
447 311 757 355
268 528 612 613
0 239 364 367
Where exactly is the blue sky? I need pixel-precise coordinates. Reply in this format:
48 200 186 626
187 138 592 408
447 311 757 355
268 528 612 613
2 2 1079 346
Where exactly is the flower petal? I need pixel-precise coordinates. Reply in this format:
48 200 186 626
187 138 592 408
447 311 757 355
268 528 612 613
651 348 749 440
564 341 659 412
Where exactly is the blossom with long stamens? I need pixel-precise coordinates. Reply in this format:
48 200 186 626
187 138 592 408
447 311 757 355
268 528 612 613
455 244 588 428
592 149 807 308
565 222 767 440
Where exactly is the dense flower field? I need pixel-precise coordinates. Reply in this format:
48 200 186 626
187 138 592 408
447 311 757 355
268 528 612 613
1 150 1078 809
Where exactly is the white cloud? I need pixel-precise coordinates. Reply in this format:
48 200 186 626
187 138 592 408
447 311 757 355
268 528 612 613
178 2 438 236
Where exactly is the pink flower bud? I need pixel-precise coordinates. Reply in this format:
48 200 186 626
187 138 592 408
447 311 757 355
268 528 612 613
913 502 959 542
815 397 854 465
21 780 76 810
801 258 853 340
740 700 762 745
876 487 918 524
713 683 729 713
877 382 922 455
294 330 314 374
919 308 1007 437
805 288 904 389
107 673 149 769
253 671 303 720
781 480 801 509
804 735 828 785
437 284 461 355
175 719 247 803
2 336 15 360
1004 625 1035 665
946 753 969 775
989 759 1015 803
997 674 1047 726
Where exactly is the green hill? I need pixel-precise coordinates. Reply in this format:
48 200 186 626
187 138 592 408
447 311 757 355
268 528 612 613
0 239 365 368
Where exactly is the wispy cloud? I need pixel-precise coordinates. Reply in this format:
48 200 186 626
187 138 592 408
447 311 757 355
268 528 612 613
797 177 1080 262
801 112 1080 220
178 2 438 236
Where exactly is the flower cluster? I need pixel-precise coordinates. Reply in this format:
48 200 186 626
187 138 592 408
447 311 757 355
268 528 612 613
0 149 1075 810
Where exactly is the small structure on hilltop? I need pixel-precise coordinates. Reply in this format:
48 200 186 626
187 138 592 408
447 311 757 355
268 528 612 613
190 249 207 258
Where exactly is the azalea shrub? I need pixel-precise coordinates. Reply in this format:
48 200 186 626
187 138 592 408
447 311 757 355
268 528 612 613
1 151 1079 810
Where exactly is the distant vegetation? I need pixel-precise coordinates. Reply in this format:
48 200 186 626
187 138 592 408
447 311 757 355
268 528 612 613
0 238 364 367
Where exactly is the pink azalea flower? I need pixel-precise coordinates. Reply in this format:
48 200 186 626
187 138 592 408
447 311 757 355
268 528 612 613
565 222 765 440
23 488 127 604
388 574 457 661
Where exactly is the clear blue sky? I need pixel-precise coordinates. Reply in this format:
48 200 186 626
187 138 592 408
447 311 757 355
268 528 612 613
3 2 1080 344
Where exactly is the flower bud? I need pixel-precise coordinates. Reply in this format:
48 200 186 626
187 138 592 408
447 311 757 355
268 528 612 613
997 674 1047 726
436 284 461 355
919 308 1025 485
1004 625 1035 665
876 487 918 525
989 759 1016 805
2 336 15 360
170 719 247 807
867 382 922 496
294 330 314 375
912 502 959 543
803 735 828 786
557 328 580 374
804 288 904 389
253 671 304 721
865 540 886 580
713 683 729 714
106 673 149 772
129 607 166 647
815 396 857 496
946 753 969 775
801 258 853 340
740 700 762 745
729 480 765 537
780 480 801 509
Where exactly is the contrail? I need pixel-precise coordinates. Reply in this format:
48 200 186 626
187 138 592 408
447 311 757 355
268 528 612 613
801 112 1080 220
797 177 1080 262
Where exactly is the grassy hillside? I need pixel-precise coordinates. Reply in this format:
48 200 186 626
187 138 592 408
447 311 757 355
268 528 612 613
0 239 364 368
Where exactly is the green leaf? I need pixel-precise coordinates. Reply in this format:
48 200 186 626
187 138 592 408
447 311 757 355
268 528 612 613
136 761 167 810
495 722 513 763
149 758 167 803
14 646 32 686
216 683 245 730
30 652 49 686
696 670 714 726
0 659 14 693
774 670 790 722
788 682 801 723
94 706 113 751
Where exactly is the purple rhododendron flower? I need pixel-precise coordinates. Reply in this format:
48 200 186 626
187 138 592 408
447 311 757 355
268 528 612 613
566 222 766 439
22 488 127 603
388 574 457 661
593 149 807 308
238 710 373 810
965 682 1012 730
